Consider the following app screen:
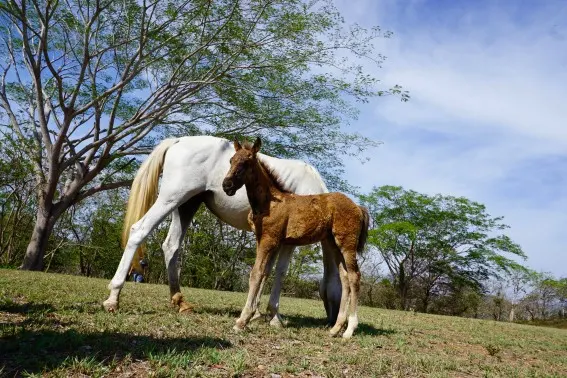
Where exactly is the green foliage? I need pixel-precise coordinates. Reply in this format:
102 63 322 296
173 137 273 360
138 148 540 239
0 134 36 267
177 207 255 292
1 0 408 269
359 185 527 312
45 190 126 277
518 272 567 321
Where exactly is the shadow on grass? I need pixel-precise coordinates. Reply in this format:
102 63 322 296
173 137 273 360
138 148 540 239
0 299 232 376
0 301 56 315
194 305 242 318
0 329 232 376
194 306 396 337
284 314 396 336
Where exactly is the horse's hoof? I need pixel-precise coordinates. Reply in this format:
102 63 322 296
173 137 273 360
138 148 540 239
233 324 246 333
103 300 118 312
178 302 193 313
269 315 284 328
170 292 184 307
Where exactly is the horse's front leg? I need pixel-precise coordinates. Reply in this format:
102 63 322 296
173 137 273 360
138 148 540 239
235 238 278 331
103 198 180 312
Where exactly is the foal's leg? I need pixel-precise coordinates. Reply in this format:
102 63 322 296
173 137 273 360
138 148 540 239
329 256 351 337
250 249 278 321
265 245 294 327
342 252 361 339
235 238 278 331
103 197 187 312
163 198 202 300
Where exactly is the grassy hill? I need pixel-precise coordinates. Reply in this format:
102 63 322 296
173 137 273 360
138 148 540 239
1 269 566 377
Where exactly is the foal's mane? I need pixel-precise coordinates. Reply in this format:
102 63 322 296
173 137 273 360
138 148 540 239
258 160 291 194
241 141 291 194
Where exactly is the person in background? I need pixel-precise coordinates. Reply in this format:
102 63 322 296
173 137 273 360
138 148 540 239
132 259 148 283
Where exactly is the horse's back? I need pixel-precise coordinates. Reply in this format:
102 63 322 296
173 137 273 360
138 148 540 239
258 155 328 195
154 135 330 231
161 136 326 196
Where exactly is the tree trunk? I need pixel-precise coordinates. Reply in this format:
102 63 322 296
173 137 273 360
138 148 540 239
398 284 408 310
421 287 431 313
20 200 64 271
509 306 516 322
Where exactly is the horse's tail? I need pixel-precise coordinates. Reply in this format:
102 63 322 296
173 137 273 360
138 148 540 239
357 205 370 254
122 138 179 274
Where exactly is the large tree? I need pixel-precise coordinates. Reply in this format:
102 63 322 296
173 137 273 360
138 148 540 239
0 0 407 270
360 185 526 311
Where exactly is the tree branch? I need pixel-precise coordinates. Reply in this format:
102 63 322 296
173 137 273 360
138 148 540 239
75 179 131 203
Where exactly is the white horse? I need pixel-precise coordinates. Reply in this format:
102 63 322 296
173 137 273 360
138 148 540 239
103 135 341 327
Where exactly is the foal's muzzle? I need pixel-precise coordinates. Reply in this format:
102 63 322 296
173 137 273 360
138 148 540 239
222 178 237 196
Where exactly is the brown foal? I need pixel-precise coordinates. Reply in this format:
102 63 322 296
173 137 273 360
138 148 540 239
222 138 369 338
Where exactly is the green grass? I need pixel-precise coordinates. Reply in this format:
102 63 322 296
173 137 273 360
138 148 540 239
1 269 566 377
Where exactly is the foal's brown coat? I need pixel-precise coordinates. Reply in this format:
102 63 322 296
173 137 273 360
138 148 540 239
222 138 369 338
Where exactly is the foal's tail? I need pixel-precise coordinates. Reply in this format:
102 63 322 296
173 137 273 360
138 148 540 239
122 138 179 274
357 206 370 253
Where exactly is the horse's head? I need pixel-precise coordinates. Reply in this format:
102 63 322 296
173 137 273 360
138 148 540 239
222 137 262 196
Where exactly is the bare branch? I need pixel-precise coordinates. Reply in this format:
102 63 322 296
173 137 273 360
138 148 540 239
75 179 131 203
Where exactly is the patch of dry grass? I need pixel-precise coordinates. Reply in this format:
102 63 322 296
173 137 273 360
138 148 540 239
1 269 566 377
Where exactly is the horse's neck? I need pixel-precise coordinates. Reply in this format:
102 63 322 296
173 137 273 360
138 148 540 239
245 160 282 214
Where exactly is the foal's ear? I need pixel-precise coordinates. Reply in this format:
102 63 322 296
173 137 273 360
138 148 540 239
234 139 242 151
252 137 262 154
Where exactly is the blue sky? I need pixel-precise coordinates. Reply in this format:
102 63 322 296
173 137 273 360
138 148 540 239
334 0 567 277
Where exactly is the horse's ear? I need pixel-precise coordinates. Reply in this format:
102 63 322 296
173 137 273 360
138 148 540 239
234 139 242 151
252 137 261 154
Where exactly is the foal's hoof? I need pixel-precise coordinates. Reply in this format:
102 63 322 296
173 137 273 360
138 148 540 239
329 326 342 338
250 311 263 322
103 300 118 312
233 318 249 333
342 330 354 339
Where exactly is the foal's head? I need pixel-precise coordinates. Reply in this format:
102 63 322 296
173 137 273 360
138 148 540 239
222 137 262 196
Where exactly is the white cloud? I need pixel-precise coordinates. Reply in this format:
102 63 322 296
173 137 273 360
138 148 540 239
334 0 567 276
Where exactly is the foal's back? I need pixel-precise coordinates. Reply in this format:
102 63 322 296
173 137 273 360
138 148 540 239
272 192 363 248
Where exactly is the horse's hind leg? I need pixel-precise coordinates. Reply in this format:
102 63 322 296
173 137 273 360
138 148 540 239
320 239 341 326
103 197 188 312
163 197 203 302
342 252 361 339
